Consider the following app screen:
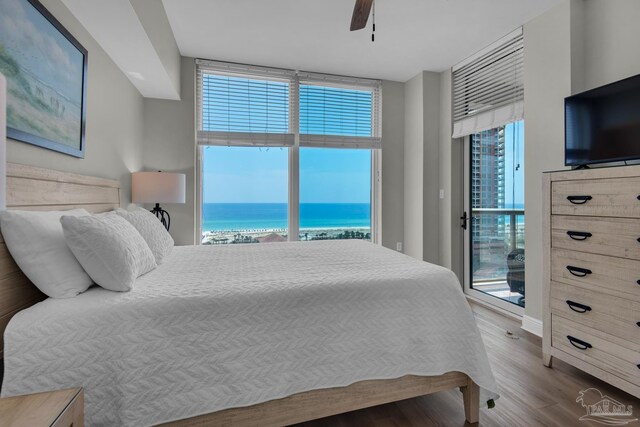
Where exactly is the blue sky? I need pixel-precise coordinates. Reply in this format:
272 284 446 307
202 146 371 203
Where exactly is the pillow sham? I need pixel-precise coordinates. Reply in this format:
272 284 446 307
60 212 157 292
0 209 93 298
115 207 173 264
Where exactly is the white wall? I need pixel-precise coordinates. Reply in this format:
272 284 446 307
437 69 464 282
523 1 572 321
422 72 441 265
5 0 145 206
403 74 424 259
403 71 442 262
582 0 640 91
380 81 405 251
130 0 182 98
142 58 196 245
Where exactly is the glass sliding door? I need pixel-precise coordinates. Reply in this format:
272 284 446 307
464 121 525 311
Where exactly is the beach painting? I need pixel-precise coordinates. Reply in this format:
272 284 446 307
0 0 87 157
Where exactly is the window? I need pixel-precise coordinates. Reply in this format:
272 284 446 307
196 60 381 245
201 146 288 244
299 148 372 241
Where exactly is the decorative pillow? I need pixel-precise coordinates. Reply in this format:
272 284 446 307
115 207 173 264
0 209 93 298
60 212 157 292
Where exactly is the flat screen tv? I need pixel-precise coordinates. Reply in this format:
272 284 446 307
565 73 640 166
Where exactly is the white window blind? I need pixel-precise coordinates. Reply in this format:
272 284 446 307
452 28 524 138
298 72 381 149
196 60 382 149
196 59 296 147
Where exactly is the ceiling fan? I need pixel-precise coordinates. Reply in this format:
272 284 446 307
350 0 376 40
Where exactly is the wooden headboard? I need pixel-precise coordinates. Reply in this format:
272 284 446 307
0 163 120 358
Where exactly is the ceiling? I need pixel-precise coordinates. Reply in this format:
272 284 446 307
162 0 562 82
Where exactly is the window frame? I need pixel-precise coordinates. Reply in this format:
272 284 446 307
195 61 382 245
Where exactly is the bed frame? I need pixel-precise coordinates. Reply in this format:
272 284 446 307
0 163 481 425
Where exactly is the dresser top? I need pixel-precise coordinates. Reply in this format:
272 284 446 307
544 164 640 181
0 388 82 427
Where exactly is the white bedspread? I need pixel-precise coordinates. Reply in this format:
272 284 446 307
2 241 498 426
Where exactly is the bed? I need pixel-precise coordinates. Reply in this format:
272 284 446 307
0 163 499 426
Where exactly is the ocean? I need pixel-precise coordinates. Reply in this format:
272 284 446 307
202 203 371 232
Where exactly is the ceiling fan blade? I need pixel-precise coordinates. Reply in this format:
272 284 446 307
350 0 373 31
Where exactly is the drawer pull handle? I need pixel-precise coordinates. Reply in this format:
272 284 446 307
567 335 592 350
567 195 592 205
566 300 592 313
637 237 640 243
567 231 592 241
566 265 592 277
636 321 640 327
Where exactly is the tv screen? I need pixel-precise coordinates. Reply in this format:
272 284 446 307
565 73 640 166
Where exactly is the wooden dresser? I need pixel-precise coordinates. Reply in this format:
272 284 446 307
543 165 640 398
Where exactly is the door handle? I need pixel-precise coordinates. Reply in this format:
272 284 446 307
460 211 468 230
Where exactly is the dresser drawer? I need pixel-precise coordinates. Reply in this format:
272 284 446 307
551 282 640 342
551 215 640 260
551 248 640 301
552 177 640 218
552 315 640 386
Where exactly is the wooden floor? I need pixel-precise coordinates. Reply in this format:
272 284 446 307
293 301 640 427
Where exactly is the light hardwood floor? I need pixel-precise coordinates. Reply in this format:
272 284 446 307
294 301 640 426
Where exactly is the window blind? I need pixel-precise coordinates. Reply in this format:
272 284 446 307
452 28 524 138
196 60 382 149
196 59 296 147
298 72 381 149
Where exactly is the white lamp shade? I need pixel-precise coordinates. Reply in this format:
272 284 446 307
0 73 6 210
132 172 186 204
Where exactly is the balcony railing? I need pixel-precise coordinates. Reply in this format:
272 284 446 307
471 208 524 250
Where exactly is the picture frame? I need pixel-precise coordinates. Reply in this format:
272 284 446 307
0 0 88 158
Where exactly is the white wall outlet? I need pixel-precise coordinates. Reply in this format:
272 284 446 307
396 242 403 252
439 189 445 199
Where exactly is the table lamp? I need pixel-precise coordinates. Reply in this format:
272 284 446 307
132 171 185 230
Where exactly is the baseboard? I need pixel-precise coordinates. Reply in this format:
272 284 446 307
521 315 543 337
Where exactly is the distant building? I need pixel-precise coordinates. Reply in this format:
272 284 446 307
257 233 287 243
471 127 505 273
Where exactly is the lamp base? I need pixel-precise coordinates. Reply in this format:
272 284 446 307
150 203 170 230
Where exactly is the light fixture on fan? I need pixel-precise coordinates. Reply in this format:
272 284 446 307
350 0 376 42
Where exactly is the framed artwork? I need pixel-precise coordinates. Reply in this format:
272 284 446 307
0 0 87 158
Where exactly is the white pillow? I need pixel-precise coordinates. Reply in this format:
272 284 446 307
115 207 173 264
0 209 93 298
60 212 157 292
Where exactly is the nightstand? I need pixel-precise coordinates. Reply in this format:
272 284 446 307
0 388 83 427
